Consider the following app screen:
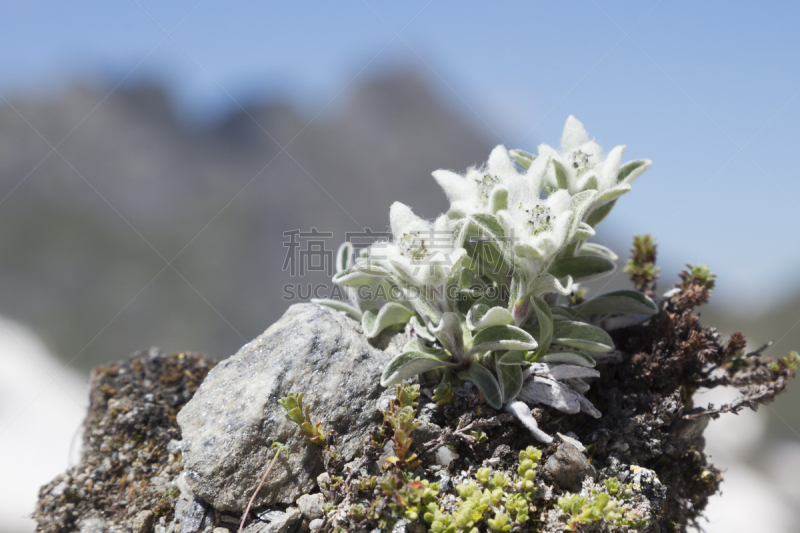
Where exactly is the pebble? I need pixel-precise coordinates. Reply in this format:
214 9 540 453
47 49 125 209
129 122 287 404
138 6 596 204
296 493 325 520
131 510 154 533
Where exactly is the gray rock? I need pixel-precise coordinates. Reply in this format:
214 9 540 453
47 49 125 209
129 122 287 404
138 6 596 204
257 509 285 522
79 518 107 533
544 442 597 491
296 493 325 520
316 472 332 500
178 303 406 512
181 498 211 533
244 508 302 533
308 519 324 532
434 446 458 467
132 510 155 533
413 419 442 445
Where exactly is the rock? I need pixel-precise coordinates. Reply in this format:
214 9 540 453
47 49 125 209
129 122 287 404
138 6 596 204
296 493 325 520
181 498 211 533
132 510 155 533
413 419 442 445
308 519 324 532
435 446 458 467
258 509 285 522
316 472 332 500
244 507 302 533
213 529 231 533
179 303 407 512
544 442 597 491
79 518 107 533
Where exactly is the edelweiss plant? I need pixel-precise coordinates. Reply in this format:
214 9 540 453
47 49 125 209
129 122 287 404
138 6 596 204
316 116 656 443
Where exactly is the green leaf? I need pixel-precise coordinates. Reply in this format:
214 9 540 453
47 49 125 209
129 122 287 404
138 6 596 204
594 183 631 207
498 350 528 365
335 242 353 274
311 299 362 320
586 199 616 227
403 338 444 357
431 312 466 359
572 222 595 242
552 321 614 352
548 255 615 283
381 351 454 386
498 362 523 403
526 273 573 298
469 325 538 354
549 306 578 321
406 292 441 326
361 303 415 339
540 351 596 367
459 363 503 409
567 190 598 239
410 315 437 342
510 149 535 170
490 187 508 214
531 297 553 358
332 260 391 286
467 304 515 330
467 214 507 259
579 242 619 262
617 159 652 184
575 290 658 316
552 159 570 189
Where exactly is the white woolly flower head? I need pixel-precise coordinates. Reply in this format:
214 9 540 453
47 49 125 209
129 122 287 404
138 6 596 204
497 176 596 284
384 202 466 291
432 145 537 218
535 115 651 217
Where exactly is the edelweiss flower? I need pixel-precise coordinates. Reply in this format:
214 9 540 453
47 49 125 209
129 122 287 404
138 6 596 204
379 202 466 313
537 115 651 214
495 169 596 292
432 145 526 218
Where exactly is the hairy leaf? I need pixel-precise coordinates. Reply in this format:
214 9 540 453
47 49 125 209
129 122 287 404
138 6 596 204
469 325 538 354
381 351 454 386
540 351 597 367
361 303 415 339
548 255 616 283
575 290 658 316
467 304 515 330
459 363 503 409
498 362 524 403
311 299 362 320
552 321 614 352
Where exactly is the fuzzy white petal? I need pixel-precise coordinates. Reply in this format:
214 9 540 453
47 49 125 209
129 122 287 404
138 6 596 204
561 115 589 153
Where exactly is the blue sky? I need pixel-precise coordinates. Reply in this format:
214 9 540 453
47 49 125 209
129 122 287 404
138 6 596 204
1 0 799 308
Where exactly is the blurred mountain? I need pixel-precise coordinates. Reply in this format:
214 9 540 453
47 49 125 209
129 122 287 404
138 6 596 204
0 68 493 371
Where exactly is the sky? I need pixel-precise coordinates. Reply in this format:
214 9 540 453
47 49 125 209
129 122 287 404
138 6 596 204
1 0 799 308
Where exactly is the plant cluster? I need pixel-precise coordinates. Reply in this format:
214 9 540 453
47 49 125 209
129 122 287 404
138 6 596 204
317 116 657 442
556 477 645 531
281 383 555 533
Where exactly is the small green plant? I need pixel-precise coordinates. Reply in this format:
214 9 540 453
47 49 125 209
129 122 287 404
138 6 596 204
278 392 329 446
768 351 800 373
624 234 659 292
382 382 422 471
432 380 456 405
558 482 645 531
420 446 542 533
